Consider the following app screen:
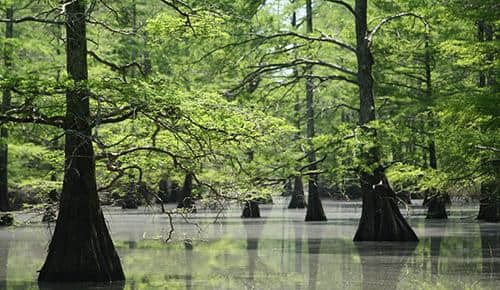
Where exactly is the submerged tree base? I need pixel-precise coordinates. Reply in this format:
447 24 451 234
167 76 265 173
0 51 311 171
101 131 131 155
38 209 125 282
425 196 448 219
477 199 500 222
305 179 327 221
241 201 261 218
354 180 418 242
289 176 307 209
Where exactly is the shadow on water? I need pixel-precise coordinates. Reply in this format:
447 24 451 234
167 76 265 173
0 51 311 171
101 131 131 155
355 241 418 290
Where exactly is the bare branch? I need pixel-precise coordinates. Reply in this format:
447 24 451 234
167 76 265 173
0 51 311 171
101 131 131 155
0 16 63 25
476 145 500 153
88 51 145 76
324 0 356 17
368 12 429 44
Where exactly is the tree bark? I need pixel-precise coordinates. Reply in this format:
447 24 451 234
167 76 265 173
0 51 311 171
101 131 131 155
0 7 13 212
177 172 196 212
241 200 261 218
304 0 326 222
424 37 448 219
289 175 307 208
38 1 125 282
353 0 418 241
477 21 498 221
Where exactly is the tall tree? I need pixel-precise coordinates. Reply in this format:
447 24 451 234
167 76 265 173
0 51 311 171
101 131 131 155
0 6 13 212
38 0 125 282
352 0 418 241
304 0 327 222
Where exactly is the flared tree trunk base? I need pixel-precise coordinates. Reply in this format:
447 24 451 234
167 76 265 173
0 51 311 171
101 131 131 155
241 201 260 218
289 176 307 209
289 194 307 209
354 183 418 242
478 199 500 222
305 178 326 221
38 209 124 282
305 198 326 221
426 197 448 219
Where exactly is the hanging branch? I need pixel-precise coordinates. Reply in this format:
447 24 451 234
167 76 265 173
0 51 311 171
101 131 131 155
88 51 146 76
368 12 429 44
324 0 357 17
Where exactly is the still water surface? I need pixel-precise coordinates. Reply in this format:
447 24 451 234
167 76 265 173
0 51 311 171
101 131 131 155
0 199 499 289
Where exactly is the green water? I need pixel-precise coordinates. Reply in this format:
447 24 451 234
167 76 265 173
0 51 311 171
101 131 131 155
0 199 499 289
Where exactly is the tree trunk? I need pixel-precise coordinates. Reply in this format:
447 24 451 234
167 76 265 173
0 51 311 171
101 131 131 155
477 178 500 222
38 1 125 282
424 193 448 219
289 175 307 208
477 22 498 221
424 37 448 219
0 7 13 212
353 0 418 241
177 173 196 212
304 0 326 222
282 177 293 197
241 200 261 218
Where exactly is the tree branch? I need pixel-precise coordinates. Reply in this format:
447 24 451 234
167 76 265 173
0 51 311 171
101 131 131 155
324 0 356 17
368 12 429 44
0 16 63 25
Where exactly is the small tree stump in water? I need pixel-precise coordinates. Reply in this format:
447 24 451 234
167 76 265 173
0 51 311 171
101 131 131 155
0 214 13 226
478 181 500 222
121 195 139 209
424 192 449 219
241 201 260 218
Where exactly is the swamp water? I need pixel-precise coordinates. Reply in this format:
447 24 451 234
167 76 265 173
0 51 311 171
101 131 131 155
0 199 499 289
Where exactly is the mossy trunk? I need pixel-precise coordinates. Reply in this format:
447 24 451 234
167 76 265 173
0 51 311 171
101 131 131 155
38 1 124 282
289 175 307 209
